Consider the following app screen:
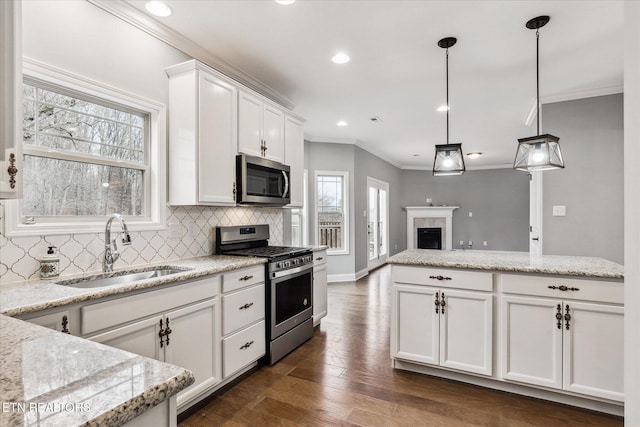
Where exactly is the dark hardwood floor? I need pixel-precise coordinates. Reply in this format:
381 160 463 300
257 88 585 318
179 265 623 426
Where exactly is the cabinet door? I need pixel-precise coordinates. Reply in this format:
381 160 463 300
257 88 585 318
198 72 237 205
262 103 284 162
440 290 492 375
312 263 328 326
391 284 439 365
0 0 22 199
501 295 562 389
238 91 263 157
284 115 304 207
88 316 162 361
563 302 624 401
164 298 221 408
26 310 72 334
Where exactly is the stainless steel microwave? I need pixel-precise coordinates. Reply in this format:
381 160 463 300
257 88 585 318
236 154 291 206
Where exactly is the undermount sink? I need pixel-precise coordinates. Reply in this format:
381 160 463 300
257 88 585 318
56 266 193 289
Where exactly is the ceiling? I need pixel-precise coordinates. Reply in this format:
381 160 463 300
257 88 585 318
123 0 624 170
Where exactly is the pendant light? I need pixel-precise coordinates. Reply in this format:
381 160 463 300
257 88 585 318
433 37 465 176
513 16 564 172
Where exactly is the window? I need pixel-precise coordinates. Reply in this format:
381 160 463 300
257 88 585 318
315 171 349 255
22 80 148 217
6 60 166 236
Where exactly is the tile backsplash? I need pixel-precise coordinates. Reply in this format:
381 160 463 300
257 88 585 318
0 206 283 285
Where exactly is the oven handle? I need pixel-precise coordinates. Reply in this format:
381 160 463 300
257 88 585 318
271 263 313 280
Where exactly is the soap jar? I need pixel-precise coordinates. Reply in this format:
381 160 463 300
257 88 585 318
40 246 60 280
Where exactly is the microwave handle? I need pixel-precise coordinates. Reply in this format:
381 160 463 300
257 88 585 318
282 171 289 198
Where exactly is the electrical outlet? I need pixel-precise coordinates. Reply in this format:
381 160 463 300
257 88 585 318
394 244 397 250
483 241 488 246
459 240 464 246
468 240 473 246
552 205 566 217
468 212 473 217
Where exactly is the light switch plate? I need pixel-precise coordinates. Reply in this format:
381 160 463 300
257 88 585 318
552 205 566 217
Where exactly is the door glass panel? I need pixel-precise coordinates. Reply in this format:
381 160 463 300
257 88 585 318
379 189 387 256
369 187 378 260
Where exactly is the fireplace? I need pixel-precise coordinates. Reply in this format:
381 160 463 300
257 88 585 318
405 206 458 250
417 228 442 250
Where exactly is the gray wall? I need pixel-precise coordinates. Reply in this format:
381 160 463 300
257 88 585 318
305 142 356 276
400 169 530 251
542 94 624 263
353 146 404 273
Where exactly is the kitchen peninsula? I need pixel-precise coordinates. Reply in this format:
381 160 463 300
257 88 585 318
388 249 624 416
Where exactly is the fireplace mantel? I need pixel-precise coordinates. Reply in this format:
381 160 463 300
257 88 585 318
405 206 459 250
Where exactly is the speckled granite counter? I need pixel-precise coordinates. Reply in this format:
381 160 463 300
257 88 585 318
306 245 329 252
387 249 624 279
0 315 194 427
0 255 266 317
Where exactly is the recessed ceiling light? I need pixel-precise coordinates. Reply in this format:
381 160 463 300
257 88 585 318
336 121 348 127
437 105 449 112
275 0 296 4
466 152 483 159
331 53 351 64
145 1 172 17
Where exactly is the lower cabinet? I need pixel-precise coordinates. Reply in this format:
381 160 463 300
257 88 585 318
88 297 221 408
20 308 75 335
312 250 328 326
501 295 624 402
391 283 493 376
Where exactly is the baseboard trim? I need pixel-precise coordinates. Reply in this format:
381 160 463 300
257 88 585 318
328 268 369 283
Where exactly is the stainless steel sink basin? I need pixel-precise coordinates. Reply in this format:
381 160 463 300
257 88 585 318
56 266 192 288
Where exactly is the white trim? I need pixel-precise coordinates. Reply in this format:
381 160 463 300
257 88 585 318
6 58 167 237
405 206 459 250
86 0 295 111
314 170 350 255
367 176 390 271
328 268 368 283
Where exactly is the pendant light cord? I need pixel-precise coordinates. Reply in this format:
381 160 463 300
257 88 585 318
446 48 450 145
536 28 540 136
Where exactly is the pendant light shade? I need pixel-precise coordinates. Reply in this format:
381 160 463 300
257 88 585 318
513 15 564 172
433 37 465 176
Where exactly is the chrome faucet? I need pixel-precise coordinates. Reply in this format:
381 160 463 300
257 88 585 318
103 213 132 272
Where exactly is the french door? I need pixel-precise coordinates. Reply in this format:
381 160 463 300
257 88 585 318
367 177 389 271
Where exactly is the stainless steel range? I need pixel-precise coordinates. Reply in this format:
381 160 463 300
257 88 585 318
215 224 314 365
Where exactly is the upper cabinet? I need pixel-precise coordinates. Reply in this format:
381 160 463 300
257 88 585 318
166 61 238 206
284 115 305 207
0 0 23 199
238 91 284 163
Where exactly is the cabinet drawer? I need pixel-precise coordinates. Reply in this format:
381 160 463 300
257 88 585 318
223 283 265 335
222 266 265 293
501 274 623 304
393 265 493 292
313 250 327 267
223 320 266 378
82 276 220 335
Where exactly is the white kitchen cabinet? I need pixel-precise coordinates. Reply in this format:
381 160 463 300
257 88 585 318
84 275 222 410
238 91 284 163
392 283 493 376
220 265 266 378
0 0 22 199
22 309 75 335
312 250 328 326
284 114 305 207
166 60 237 206
501 294 624 402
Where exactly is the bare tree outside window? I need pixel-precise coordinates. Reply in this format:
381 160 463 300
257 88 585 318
317 174 345 250
22 81 147 217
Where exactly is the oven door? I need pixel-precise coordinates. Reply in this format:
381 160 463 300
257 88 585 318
270 264 313 339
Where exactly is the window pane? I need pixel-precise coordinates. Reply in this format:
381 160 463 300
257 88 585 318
23 156 144 217
317 175 345 250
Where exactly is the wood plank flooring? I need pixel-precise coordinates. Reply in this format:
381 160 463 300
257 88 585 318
179 265 623 426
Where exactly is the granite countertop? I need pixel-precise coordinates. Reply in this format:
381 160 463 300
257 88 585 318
0 315 194 427
388 249 624 279
0 255 267 317
307 245 329 252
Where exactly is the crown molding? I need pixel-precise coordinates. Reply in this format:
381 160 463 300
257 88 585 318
86 0 296 110
523 84 623 126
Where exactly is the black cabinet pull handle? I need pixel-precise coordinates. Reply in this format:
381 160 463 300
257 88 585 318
548 285 580 291
240 340 254 350
429 275 452 281
564 305 571 330
165 317 172 346
239 275 254 281
440 292 446 315
239 302 254 310
556 304 562 329
434 291 440 314
316 257 324 261
159 318 165 348
61 315 70 334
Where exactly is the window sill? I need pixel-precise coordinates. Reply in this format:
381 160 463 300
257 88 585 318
5 219 166 237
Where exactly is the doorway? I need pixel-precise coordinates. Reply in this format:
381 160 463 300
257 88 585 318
367 177 389 271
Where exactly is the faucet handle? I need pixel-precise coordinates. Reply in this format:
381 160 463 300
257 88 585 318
122 233 132 245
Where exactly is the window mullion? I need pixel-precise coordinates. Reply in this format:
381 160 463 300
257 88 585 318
23 145 148 172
